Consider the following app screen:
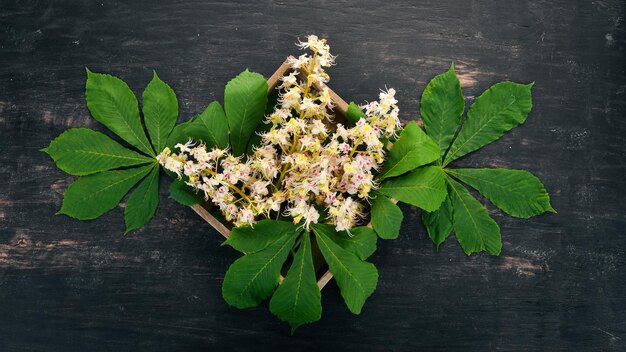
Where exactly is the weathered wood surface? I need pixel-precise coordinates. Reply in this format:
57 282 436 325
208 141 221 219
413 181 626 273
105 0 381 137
1 1 625 350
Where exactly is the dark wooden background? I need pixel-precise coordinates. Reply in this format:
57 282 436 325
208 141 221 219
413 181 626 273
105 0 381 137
1 0 625 350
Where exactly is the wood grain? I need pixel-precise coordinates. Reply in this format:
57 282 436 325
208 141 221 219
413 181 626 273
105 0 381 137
1 0 625 350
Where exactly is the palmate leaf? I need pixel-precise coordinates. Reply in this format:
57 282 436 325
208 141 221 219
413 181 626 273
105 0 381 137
168 180 203 206
269 233 322 332
85 69 155 156
420 64 465 158
378 166 447 212
447 168 555 218
443 82 533 166
379 121 439 180
312 224 378 314
142 71 178 153
43 128 153 176
224 220 301 254
186 101 229 149
446 176 502 255
370 195 403 240
421 195 453 249
222 228 299 309
224 70 268 155
59 164 154 220
124 165 160 234
48 70 181 234
413 69 553 255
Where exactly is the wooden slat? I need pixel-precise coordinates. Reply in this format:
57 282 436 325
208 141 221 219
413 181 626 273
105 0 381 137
316 270 334 290
266 57 292 92
190 204 230 239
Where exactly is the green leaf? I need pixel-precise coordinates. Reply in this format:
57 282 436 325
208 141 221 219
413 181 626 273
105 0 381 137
246 120 272 155
165 118 196 150
444 82 533 165
265 88 280 115
420 64 465 158
168 179 203 206
85 69 154 156
222 230 298 308
421 195 453 249
378 166 447 212
346 227 378 260
58 164 153 220
269 233 322 332
447 168 555 218
370 195 403 239
43 128 153 176
379 121 440 180
313 223 377 260
124 165 160 234
313 224 378 314
142 71 178 153
246 89 279 155
346 102 366 124
224 220 301 254
446 176 502 255
186 101 229 149
224 70 268 155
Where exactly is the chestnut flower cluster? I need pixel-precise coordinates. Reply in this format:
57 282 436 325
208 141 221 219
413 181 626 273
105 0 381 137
158 35 401 231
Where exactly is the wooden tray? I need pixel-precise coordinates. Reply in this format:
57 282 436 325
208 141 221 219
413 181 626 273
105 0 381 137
189 57 380 290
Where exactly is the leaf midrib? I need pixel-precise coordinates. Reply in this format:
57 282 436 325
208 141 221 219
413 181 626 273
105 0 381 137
76 166 151 203
288 235 308 319
444 96 518 165
446 177 485 250
200 116 220 146
237 234 294 299
64 149 152 163
447 169 530 200
381 184 442 192
380 141 433 180
431 99 458 149
315 230 367 297
151 98 165 152
234 82 255 145
103 86 154 156
138 166 159 205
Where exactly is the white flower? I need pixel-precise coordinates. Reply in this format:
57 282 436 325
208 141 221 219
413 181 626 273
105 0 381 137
335 124 348 140
183 161 197 176
236 207 256 227
279 71 299 89
280 87 302 109
156 147 171 163
163 157 184 178
303 205 320 229
318 88 333 108
379 87 397 104
288 54 310 70
299 97 319 117
250 180 270 197
309 119 327 136
155 35 401 234
175 139 195 153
